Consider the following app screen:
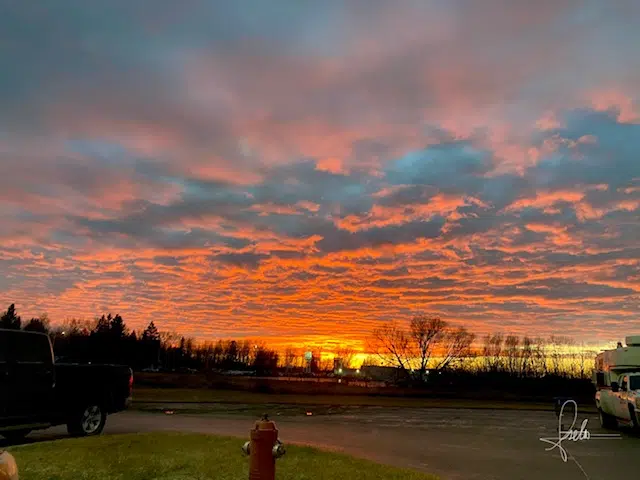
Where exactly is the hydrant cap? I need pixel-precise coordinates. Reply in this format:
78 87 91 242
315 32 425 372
254 414 277 431
254 419 277 430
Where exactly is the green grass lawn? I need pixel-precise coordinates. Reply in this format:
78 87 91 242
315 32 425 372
8 432 438 480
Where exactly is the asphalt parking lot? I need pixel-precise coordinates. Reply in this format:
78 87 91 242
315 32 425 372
17 406 640 480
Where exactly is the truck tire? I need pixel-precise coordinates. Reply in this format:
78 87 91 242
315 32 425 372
599 408 617 429
67 404 107 437
1 429 32 443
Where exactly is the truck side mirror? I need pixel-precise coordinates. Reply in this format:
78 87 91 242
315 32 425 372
611 382 619 392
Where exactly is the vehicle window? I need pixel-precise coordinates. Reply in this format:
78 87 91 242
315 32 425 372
621 376 628 391
630 376 640 391
6 331 52 364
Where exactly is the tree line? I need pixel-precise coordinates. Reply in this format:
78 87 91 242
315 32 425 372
368 314 597 381
0 304 279 375
1 304 596 381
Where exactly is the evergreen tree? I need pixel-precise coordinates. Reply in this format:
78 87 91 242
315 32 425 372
23 316 50 333
0 304 21 330
110 314 127 338
142 321 161 368
142 321 160 341
94 314 111 335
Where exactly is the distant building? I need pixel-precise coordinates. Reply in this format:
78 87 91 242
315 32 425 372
333 358 359 376
360 365 402 382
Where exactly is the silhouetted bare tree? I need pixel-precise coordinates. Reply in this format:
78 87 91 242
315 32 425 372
504 335 520 375
411 315 447 378
370 315 475 381
370 321 412 376
482 333 504 372
431 326 475 371
283 347 297 373
531 337 548 377
548 335 573 377
519 336 534 378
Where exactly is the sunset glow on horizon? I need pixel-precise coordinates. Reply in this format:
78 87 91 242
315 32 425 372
1 1 639 352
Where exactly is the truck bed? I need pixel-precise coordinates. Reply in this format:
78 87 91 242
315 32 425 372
55 363 133 414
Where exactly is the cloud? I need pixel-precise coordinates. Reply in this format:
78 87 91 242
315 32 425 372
315 217 447 253
529 109 640 190
1 1 639 348
212 252 270 269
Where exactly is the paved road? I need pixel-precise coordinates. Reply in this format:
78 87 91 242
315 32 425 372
15 407 640 480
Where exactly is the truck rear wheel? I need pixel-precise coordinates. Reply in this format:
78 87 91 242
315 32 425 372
67 404 107 437
599 408 617 429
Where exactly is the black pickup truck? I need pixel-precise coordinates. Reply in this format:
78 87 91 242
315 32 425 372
0 328 132 442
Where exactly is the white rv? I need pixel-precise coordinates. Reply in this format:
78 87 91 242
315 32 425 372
593 335 640 429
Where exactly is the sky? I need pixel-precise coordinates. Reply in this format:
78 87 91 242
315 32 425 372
1 1 639 351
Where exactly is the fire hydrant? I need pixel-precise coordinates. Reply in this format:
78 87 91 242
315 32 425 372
0 450 18 480
242 414 285 480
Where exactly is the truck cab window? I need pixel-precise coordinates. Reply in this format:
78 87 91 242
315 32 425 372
629 376 640 391
620 376 628 391
6 331 52 364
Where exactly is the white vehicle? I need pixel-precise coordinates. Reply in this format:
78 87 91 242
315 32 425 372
593 335 640 429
